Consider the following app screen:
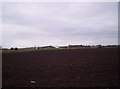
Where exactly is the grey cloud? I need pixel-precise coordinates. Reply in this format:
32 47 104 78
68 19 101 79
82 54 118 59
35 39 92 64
2 2 118 48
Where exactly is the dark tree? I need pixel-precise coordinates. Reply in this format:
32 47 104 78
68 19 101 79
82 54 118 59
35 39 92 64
37 47 40 49
15 47 18 50
11 47 14 50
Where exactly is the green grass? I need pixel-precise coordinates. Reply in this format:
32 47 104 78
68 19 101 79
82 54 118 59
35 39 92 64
2 46 118 52
2 48 35 52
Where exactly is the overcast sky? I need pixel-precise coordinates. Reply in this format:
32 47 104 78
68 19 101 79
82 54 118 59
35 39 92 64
2 2 118 48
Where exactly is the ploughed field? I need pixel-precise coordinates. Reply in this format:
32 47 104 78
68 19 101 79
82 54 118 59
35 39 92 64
2 48 119 87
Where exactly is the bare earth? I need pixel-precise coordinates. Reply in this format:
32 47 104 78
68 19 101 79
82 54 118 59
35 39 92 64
2 48 119 88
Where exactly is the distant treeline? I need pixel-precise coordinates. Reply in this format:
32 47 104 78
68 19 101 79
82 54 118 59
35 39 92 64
1 45 119 50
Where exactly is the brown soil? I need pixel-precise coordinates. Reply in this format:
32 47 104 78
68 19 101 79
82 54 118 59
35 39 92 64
2 48 119 88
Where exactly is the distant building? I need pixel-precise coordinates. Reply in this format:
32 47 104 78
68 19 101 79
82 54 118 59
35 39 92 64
97 45 102 48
